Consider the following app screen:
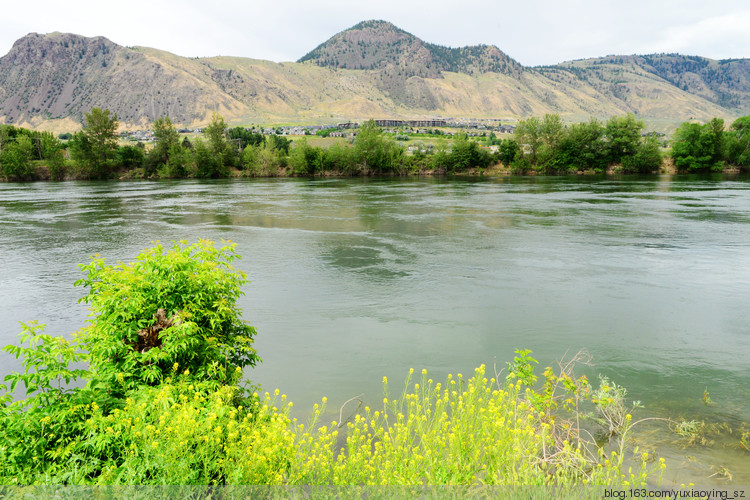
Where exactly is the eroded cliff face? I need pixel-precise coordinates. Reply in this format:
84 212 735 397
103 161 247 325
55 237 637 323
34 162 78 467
0 32 246 128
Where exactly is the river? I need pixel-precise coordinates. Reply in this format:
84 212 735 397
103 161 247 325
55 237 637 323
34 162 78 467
1 175 748 484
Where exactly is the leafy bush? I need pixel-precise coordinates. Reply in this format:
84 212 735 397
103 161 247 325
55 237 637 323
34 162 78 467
0 135 35 180
75 240 259 402
1 240 260 484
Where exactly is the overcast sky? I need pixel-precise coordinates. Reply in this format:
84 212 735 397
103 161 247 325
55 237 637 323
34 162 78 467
2 1 750 67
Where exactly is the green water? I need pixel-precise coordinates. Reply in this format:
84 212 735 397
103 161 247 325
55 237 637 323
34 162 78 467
1 175 748 484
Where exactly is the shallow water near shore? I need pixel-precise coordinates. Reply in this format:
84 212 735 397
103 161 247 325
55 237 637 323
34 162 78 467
1 174 749 485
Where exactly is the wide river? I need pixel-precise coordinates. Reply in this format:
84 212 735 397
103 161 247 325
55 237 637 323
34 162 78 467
1 175 749 484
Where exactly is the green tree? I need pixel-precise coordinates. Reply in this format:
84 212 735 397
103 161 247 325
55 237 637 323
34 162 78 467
0 135 35 180
354 119 403 174
430 138 451 172
146 117 180 175
116 145 145 170
621 134 662 173
323 142 355 173
192 138 220 178
448 134 491 172
727 115 750 169
605 114 644 165
498 139 520 166
37 131 63 161
70 108 119 179
47 149 67 181
268 134 291 155
672 120 725 172
558 118 607 172
227 127 264 151
514 116 543 165
706 117 726 166
289 138 324 175
203 114 235 175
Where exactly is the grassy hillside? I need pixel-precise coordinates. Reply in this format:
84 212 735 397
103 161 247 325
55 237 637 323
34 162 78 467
0 25 747 131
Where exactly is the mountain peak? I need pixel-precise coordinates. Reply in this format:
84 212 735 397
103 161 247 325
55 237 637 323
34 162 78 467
348 19 408 33
298 20 523 79
298 19 426 72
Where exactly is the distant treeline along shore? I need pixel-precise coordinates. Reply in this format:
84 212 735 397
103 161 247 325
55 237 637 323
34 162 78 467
1 109 749 181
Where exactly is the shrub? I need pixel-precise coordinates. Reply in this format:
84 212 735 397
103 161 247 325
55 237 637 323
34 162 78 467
75 240 259 403
0 240 261 484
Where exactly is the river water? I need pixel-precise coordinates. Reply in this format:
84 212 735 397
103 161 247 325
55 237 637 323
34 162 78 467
1 175 748 484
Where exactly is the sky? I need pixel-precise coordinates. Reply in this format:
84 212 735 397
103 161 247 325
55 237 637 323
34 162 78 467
2 0 750 67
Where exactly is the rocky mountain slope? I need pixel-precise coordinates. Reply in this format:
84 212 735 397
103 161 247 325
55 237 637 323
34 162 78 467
0 21 748 131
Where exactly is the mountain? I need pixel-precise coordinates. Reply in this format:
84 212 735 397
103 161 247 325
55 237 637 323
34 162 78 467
0 32 247 130
0 23 748 132
299 20 523 78
553 54 750 111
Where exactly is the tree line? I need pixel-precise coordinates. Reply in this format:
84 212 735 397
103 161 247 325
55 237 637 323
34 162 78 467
670 116 750 172
3 108 750 181
509 114 663 174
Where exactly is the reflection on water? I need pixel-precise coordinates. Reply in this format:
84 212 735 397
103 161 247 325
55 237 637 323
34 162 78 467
1 175 750 484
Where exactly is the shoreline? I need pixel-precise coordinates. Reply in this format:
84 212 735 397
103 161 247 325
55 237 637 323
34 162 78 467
3 158 746 183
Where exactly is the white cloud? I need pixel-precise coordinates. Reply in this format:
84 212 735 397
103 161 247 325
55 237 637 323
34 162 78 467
656 10 750 58
1 0 749 66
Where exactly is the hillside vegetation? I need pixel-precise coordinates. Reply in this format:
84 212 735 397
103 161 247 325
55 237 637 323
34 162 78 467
0 21 748 131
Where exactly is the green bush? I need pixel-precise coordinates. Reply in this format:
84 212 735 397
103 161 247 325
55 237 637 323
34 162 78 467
75 240 259 402
0 135 35 180
0 240 260 484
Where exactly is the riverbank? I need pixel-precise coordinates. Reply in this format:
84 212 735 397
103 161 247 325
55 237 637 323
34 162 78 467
3 156 744 182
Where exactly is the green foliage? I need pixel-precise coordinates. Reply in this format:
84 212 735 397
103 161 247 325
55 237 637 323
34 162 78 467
69 108 119 179
605 114 644 165
227 127 264 151
324 142 355 173
144 117 191 178
498 139 521 166
2 322 88 400
671 121 725 172
315 127 338 138
0 134 35 180
116 145 144 170
242 142 286 177
203 114 235 175
75 240 259 402
354 120 404 174
446 134 492 172
279 363 663 486
268 134 292 155
727 115 750 170
506 349 539 386
1 322 92 481
289 138 325 175
511 113 663 173
164 143 191 178
192 138 220 178
558 119 607 172
46 149 67 181
0 240 261 484
146 117 180 176
621 134 662 174
515 116 544 166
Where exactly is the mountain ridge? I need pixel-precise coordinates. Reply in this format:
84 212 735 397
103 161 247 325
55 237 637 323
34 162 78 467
0 22 747 131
